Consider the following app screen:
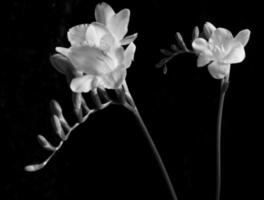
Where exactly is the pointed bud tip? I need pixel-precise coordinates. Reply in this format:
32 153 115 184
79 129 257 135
192 26 200 40
50 100 63 117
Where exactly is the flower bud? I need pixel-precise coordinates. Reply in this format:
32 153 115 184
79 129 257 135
91 89 103 110
156 57 168 68
203 22 216 39
50 54 72 75
25 163 44 172
97 88 110 103
50 100 63 119
50 53 81 85
37 135 57 151
175 32 189 51
51 115 66 141
160 48 173 56
72 93 83 122
192 26 200 40
170 44 178 52
80 97 90 115
72 93 82 110
163 64 168 74
60 119 71 134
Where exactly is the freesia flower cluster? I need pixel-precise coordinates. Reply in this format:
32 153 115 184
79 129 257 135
56 2 137 93
192 22 250 79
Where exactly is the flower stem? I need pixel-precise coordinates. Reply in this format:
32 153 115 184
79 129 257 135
216 78 229 200
122 82 178 200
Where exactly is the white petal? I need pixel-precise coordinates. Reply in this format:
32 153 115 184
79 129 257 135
234 29 250 47
55 47 70 57
210 28 233 51
208 61 230 79
120 33 138 45
114 46 125 65
94 2 115 25
108 9 130 41
192 38 212 56
70 75 95 93
85 24 100 46
203 22 216 39
86 22 117 50
197 54 212 67
67 24 88 46
124 42 136 68
68 46 112 75
223 42 245 63
100 34 115 51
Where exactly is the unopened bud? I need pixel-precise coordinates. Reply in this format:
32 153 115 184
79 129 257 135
156 57 168 68
50 53 81 84
97 88 110 103
60 118 71 134
160 48 173 56
91 89 103 110
80 98 90 114
203 22 216 39
170 44 179 52
51 115 66 140
50 54 72 75
192 26 200 40
37 135 57 151
25 163 44 172
72 93 82 110
175 32 189 51
50 100 63 119
72 93 83 122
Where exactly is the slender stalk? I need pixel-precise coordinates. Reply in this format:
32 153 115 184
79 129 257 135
216 78 229 200
123 82 178 200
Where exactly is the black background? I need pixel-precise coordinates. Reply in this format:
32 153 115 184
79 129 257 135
0 0 262 200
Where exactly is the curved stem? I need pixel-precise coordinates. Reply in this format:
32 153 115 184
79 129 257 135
216 78 229 200
123 82 178 200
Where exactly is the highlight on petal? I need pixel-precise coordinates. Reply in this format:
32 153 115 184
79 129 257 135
56 47 70 57
108 8 130 41
121 33 138 45
67 24 88 46
203 22 216 39
208 61 230 79
95 2 115 25
234 29 251 47
197 53 212 67
192 38 212 56
85 24 101 46
210 28 233 50
223 42 245 64
70 75 95 93
123 42 136 68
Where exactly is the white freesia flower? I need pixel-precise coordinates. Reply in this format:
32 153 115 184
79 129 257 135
192 22 250 79
55 3 136 93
